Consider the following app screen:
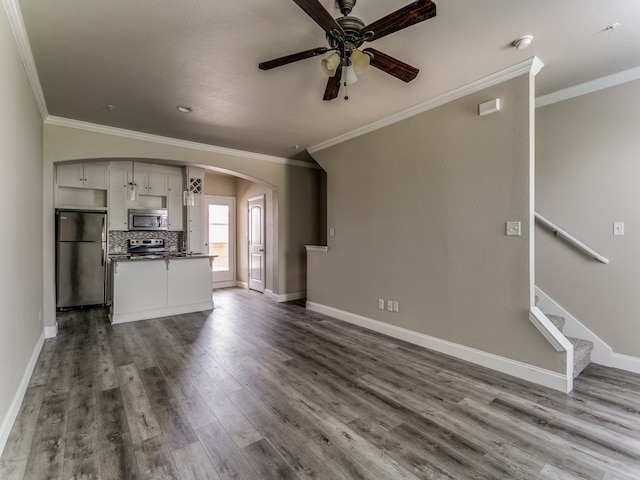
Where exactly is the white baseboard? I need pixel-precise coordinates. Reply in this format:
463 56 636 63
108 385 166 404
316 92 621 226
44 322 58 338
212 281 237 289
535 287 613 366
236 281 248 289
111 301 214 324
612 353 640 374
306 302 572 393
275 291 306 303
0 330 45 456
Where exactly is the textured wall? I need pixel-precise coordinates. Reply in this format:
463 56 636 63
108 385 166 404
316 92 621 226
536 79 640 358
0 7 45 451
310 74 563 372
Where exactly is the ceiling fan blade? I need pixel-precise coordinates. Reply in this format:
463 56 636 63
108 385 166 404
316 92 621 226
360 0 436 42
259 47 329 70
363 48 419 82
323 64 342 101
292 0 345 37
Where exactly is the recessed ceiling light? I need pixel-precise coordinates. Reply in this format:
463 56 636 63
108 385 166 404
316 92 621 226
512 35 533 50
605 22 621 31
106 104 115 111
177 106 192 113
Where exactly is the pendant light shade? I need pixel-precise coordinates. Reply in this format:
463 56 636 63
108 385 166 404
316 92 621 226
183 190 195 207
128 162 138 201
342 64 358 85
321 52 341 77
349 49 370 74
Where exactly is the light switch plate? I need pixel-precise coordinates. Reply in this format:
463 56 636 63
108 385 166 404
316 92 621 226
613 222 624 236
506 221 521 236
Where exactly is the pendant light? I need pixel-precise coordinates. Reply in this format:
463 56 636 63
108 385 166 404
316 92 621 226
128 162 138 201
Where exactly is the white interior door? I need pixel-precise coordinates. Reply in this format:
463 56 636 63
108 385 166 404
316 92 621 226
205 196 236 287
248 195 265 293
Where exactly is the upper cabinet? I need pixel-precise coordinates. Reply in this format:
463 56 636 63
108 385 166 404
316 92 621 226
56 163 108 189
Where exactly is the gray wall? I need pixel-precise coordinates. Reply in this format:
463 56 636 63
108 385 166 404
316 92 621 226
0 7 45 448
536 79 640 358
310 74 563 372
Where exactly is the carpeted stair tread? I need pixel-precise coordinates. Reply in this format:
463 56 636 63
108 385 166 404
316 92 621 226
546 314 565 332
568 336 594 378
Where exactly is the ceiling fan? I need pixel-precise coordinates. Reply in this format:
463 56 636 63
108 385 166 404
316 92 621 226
258 0 437 101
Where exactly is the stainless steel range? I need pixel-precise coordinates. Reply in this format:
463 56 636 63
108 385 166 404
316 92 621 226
128 238 168 257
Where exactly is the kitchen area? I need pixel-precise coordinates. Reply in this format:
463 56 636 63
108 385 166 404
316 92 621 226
55 161 215 324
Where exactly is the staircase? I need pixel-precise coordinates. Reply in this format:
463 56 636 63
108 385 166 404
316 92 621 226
545 312 594 378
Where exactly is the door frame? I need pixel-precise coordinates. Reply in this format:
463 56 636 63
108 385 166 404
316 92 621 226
204 195 236 289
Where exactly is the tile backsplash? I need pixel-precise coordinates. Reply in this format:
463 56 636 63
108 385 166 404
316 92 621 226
109 231 184 253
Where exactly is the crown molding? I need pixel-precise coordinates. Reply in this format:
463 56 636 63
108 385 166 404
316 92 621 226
45 116 320 169
3 0 48 120
536 65 640 108
308 57 544 155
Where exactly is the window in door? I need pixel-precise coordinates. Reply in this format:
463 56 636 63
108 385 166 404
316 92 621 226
205 196 235 286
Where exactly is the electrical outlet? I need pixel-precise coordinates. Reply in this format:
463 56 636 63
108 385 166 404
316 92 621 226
387 300 393 312
393 301 399 312
378 299 385 310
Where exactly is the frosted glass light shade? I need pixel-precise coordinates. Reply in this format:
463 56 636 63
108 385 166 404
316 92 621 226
350 49 370 74
342 65 358 85
321 52 341 77
183 190 195 207
128 183 138 201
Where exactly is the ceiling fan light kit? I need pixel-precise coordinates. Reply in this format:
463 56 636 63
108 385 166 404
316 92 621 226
259 0 437 101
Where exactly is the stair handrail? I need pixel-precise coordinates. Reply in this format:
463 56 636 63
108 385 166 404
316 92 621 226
535 212 609 264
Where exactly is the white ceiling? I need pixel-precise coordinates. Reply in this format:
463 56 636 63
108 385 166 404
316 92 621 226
15 0 640 159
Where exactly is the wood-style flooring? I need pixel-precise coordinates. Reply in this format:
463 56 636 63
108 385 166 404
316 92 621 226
1 288 639 479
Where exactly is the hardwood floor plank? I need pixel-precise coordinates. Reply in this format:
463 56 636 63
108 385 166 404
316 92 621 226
62 403 99 480
28 339 57 388
0 386 45 480
138 366 198 451
22 392 68 480
97 387 141 480
115 364 162 445
134 435 180 480
172 442 221 480
242 438 300 480
195 420 260 480
91 315 118 391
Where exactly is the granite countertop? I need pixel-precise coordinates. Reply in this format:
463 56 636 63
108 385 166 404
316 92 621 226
108 253 215 262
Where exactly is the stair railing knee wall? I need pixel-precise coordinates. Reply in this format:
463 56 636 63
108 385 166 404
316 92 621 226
534 212 609 264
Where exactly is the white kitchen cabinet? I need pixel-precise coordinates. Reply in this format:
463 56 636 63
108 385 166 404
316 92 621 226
167 193 183 231
111 256 213 324
186 167 205 253
167 174 183 195
108 167 131 230
56 163 108 189
133 164 168 196
112 260 168 319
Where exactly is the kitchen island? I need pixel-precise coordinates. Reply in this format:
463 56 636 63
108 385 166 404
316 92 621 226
109 254 214 324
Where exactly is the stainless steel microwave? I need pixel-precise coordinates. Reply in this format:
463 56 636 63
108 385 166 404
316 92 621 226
128 209 168 231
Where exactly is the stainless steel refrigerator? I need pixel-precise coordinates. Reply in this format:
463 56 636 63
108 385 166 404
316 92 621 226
56 209 107 308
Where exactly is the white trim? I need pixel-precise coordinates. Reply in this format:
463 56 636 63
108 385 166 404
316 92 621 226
236 281 248 289
535 287 613 367
276 291 306 303
212 281 237 289
611 353 640 375
2 0 48 120
44 116 321 170
529 307 572 353
111 301 213 324
44 322 58 338
536 66 640 108
264 289 277 301
308 57 544 155
306 301 571 393
0 330 45 456
305 245 328 253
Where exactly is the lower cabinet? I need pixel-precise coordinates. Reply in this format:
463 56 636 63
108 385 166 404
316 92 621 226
111 257 213 324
